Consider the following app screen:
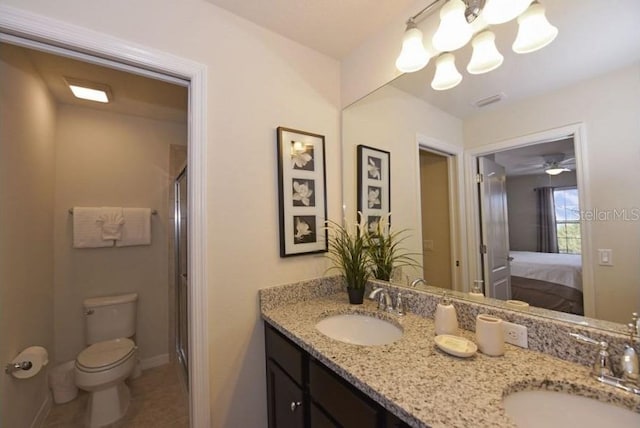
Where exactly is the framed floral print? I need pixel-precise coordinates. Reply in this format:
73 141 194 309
357 145 390 234
277 127 328 257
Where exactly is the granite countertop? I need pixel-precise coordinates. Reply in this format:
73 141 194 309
261 291 640 428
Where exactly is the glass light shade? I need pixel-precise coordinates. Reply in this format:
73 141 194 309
513 2 558 54
431 53 462 91
545 167 569 176
482 0 533 24
395 24 430 72
432 0 472 52
467 31 504 74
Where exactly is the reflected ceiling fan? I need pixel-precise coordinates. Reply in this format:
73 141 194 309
539 153 575 175
509 153 575 176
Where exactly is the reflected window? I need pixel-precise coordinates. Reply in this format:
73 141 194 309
554 187 581 254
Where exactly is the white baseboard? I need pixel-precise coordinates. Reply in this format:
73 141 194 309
31 391 52 428
140 353 169 370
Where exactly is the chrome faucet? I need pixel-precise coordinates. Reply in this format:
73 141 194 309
368 287 393 312
368 287 408 316
410 278 426 288
570 328 640 396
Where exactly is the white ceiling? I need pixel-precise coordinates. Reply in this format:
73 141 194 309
205 0 415 59
206 0 640 120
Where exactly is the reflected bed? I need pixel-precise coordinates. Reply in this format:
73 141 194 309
509 251 584 315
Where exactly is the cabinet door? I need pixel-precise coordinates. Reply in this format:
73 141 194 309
266 361 304 428
310 402 339 428
309 360 379 428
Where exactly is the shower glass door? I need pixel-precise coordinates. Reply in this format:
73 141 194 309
175 167 189 383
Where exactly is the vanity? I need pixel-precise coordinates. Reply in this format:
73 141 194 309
260 277 640 428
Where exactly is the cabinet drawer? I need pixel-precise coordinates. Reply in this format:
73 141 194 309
309 359 379 428
265 324 303 385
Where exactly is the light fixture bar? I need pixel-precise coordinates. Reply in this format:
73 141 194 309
407 0 446 24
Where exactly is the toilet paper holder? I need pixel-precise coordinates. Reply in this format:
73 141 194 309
5 361 33 374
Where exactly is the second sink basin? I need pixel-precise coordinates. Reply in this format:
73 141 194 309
315 313 403 346
503 389 640 427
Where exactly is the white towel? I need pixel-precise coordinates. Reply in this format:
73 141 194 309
73 207 114 248
96 207 125 240
116 208 152 247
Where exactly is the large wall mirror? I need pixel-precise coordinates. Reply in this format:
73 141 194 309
342 0 640 327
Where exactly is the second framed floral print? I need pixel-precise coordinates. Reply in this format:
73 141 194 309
277 127 328 257
357 145 390 233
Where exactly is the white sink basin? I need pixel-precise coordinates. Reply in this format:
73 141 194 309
315 314 403 346
503 390 640 428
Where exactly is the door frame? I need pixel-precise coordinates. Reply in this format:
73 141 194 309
463 123 594 316
0 6 210 426
416 134 467 291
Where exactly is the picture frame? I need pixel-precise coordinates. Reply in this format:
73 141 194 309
357 145 390 234
277 127 328 257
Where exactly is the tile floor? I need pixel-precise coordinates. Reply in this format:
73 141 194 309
43 363 189 428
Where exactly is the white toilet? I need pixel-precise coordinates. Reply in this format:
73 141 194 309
75 293 138 427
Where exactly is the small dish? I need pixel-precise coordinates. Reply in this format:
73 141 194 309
434 334 477 358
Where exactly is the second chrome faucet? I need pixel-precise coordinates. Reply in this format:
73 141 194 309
368 286 406 316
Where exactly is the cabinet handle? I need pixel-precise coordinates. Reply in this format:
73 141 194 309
290 401 301 412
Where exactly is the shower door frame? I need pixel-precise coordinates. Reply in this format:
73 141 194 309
174 166 189 383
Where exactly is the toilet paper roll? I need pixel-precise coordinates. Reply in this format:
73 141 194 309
11 346 48 379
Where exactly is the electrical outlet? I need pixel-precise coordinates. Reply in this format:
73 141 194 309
503 321 528 348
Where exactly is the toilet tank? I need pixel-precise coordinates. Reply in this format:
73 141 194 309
83 293 138 344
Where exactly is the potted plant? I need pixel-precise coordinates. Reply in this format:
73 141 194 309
325 217 372 304
365 214 419 282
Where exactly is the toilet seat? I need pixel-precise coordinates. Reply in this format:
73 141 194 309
76 338 136 373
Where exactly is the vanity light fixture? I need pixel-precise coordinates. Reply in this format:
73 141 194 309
395 19 430 73
431 53 463 90
432 0 472 53
467 30 503 74
395 0 557 90
64 77 112 103
482 0 533 25
512 1 558 54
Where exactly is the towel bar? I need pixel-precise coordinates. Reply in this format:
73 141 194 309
68 208 158 215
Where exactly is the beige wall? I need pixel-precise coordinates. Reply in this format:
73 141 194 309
0 43 56 428
343 85 462 282
464 64 640 323
507 172 578 252
0 1 342 426
419 151 452 288
53 105 187 363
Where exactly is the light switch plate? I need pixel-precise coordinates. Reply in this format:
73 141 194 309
598 249 613 266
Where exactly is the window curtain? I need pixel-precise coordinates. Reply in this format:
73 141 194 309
536 187 558 253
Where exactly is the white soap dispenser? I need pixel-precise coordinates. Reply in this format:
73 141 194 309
469 280 484 299
434 292 458 336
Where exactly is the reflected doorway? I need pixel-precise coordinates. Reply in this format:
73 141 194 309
476 137 585 315
419 149 453 290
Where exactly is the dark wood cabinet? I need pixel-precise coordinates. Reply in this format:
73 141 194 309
265 323 411 428
266 360 305 428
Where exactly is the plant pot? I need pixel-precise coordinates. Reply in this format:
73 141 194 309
347 287 365 305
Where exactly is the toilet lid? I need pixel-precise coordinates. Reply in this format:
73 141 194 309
77 338 135 371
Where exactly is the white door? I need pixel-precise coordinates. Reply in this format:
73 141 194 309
478 157 512 300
